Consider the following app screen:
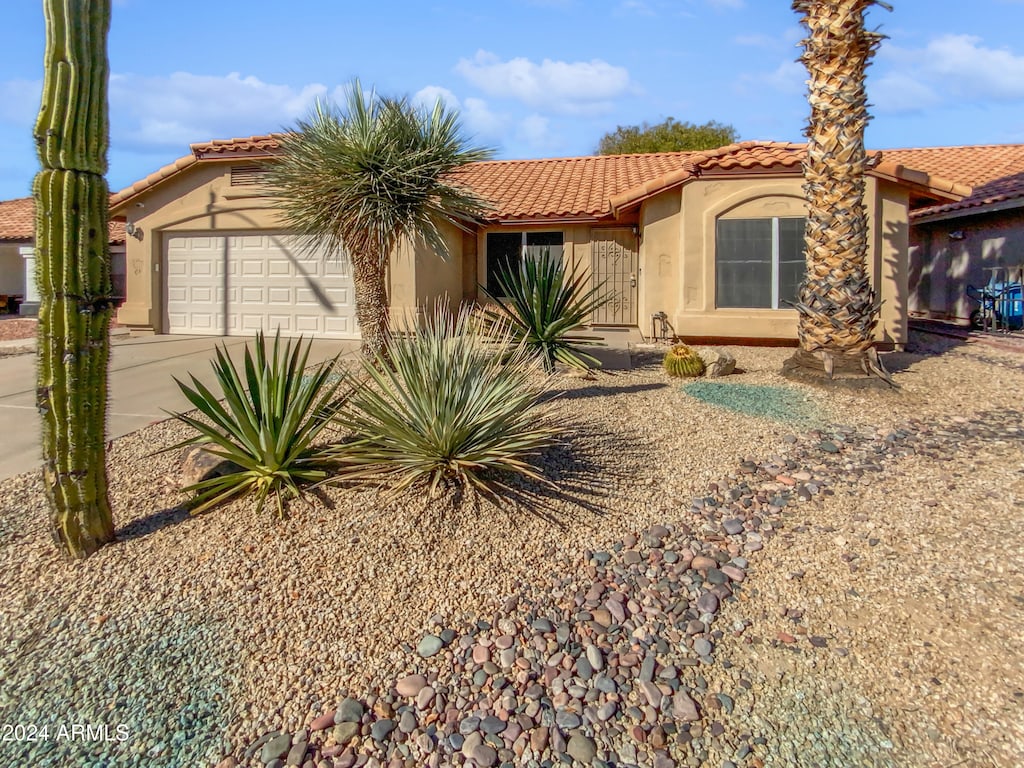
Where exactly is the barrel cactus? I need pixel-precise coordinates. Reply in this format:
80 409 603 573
34 0 115 558
663 344 706 378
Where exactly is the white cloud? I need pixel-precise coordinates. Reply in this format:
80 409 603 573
412 85 460 111
108 71 328 150
412 86 505 141
455 50 632 115
873 34 1024 113
517 115 552 148
740 59 805 96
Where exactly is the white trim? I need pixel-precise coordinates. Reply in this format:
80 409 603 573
770 217 780 310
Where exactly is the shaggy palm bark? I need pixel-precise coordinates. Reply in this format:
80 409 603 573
784 0 894 386
34 0 115 557
352 252 391 358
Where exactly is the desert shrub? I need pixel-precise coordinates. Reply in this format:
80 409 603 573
324 306 560 499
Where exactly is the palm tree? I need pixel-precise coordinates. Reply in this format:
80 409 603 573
263 82 494 359
784 0 894 385
34 0 116 558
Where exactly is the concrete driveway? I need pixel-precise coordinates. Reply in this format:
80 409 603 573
0 335 360 480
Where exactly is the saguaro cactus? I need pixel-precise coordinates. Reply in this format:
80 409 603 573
33 0 115 558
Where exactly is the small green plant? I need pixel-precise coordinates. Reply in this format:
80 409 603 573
165 331 346 516
663 344 706 378
324 306 560 499
479 249 610 373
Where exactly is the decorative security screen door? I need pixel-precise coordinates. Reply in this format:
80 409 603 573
590 228 639 325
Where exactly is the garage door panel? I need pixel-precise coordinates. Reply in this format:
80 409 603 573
165 232 359 338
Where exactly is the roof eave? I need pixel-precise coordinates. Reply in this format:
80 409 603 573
869 161 972 205
911 194 1024 224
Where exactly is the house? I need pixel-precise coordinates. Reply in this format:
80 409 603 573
880 144 1024 326
106 138 968 348
0 196 127 316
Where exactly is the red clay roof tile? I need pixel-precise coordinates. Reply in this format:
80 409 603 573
0 196 126 244
880 144 1024 218
108 133 972 222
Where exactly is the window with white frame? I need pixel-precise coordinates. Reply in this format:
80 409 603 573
715 217 806 309
485 231 564 294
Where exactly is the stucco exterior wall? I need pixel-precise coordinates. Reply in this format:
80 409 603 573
0 244 25 296
390 221 466 331
870 179 910 346
632 175 909 346
908 206 1024 324
113 161 421 334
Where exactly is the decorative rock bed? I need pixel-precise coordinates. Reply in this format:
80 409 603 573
229 412 1022 768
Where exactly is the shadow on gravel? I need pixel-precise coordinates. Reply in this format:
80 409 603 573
399 421 643 530
541 381 668 402
115 504 191 542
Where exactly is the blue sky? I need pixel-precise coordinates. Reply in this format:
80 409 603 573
1 0 1023 200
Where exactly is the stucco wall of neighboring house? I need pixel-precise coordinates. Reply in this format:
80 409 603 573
0 244 25 296
908 206 1024 324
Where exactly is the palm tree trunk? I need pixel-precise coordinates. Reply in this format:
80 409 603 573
34 0 115 558
352 254 390 359
784 0 894 386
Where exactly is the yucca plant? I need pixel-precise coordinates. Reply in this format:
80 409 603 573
263 82 494 360
324 306 560 499
165 332 346 516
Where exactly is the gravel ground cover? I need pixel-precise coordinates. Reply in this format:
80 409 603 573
0 317 37 342
0 331 1021 768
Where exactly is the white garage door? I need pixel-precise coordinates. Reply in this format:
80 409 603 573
165 232 359 339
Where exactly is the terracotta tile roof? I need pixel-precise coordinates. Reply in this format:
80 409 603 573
108 132 969 222
0 196 126 244
190 133 286 159
879 144 1024 218
453 152 696 220
0 197 34 241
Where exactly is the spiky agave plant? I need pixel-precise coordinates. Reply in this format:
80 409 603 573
479 249 611 373
324 306 560 500
784 0 895 386
34 0 116 558
165 332 347 517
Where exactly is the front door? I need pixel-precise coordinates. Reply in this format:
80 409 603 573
590 228 638 325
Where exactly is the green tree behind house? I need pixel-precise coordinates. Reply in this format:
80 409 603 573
597 118 738 155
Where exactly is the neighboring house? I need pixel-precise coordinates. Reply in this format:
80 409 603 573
880 144 1024 325
0 196 127 315
108 138 967 347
